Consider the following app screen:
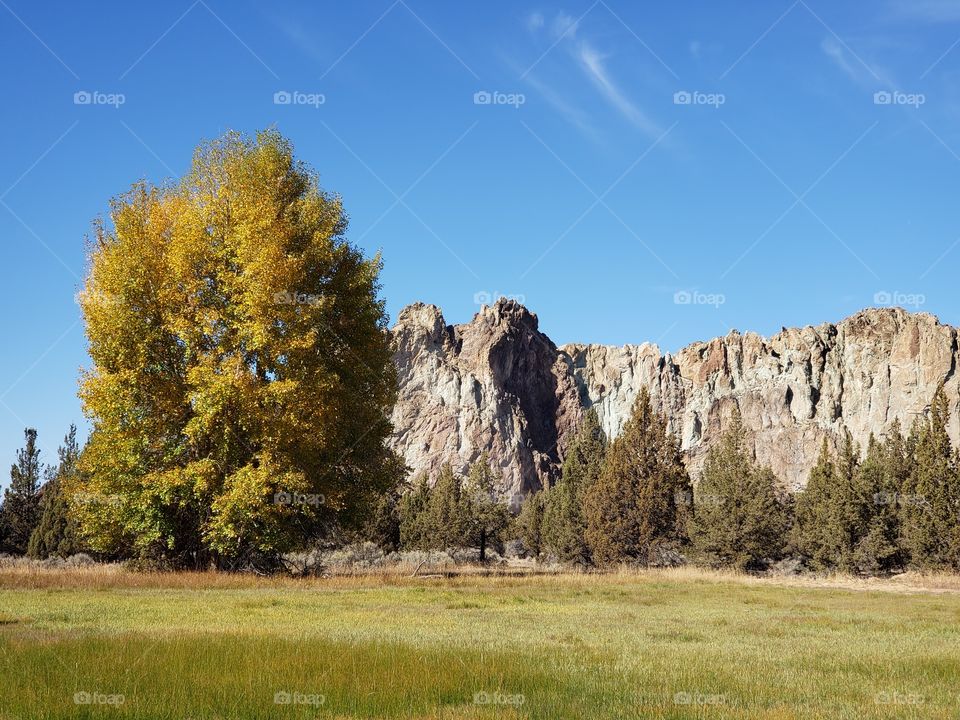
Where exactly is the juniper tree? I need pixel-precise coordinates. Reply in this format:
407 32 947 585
688 412 789 570
0 428 44 555
542 408 606 565
851 428 906 574
28 425 86 559
794 432 864 571
514 489 546 557
462 453 510 560
398 474 432 551
900 388 960 570
583 389 691 566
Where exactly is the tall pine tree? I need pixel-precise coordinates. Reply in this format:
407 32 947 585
0 428 44 555
688 411 790 570
542 408 606 565
583 389 691 565
900 387 960 570
794 432 863 571
28 425 86 558
461 453 510 560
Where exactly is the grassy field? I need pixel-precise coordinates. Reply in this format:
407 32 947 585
0 567 958 719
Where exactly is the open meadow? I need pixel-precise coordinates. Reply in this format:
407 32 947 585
1 566 959 719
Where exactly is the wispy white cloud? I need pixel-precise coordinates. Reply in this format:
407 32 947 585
514 10 665 141
576 42 663 137
524 72 600 140
820 37 861 83
819 36 897 89
551 11 579 40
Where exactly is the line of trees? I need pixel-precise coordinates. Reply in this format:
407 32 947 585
0 425 86 558
5 385 960 574
509 385 960 573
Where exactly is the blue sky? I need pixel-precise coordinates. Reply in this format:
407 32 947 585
2 0 960 472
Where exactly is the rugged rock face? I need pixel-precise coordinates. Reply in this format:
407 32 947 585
390 299 960 497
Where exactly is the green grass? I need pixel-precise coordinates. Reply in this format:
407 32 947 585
1 569 959 718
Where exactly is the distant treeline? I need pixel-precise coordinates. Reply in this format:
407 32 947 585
381 385 960 574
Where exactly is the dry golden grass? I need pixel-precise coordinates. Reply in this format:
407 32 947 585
2 561 959 594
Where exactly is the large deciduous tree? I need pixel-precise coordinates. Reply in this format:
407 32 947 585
75 129 401 569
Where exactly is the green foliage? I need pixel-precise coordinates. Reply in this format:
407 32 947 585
513 489 546 557
900 387 960 570
28 426 86 559
794 434 863 571
583 389 692 566
0 428 44 555
360 483 404 552
688 412 790 570
850 428 906 574
74 129 399 569
461 453 511 560
397 457 510 559
398 474 432 551
542 408 606 565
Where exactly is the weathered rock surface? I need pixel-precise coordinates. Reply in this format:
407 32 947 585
389 299 960 497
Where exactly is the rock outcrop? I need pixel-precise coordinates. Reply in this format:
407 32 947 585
389 299 960 497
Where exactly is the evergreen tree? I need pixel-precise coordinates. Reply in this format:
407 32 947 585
514 489 546 557
0 428 44 555
360 483 404 552
462 453 510 561
794 433 864 571
398 474 432 551
542 409 606 565
900 388 960 570
583 389 692 566
28 425 86 559
423 463 466 551
851 428 905 574
688 412 789 570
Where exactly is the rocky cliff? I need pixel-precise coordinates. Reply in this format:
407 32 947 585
389 299 960 498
